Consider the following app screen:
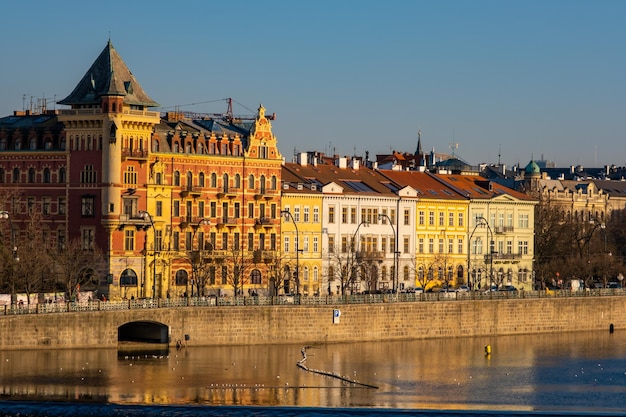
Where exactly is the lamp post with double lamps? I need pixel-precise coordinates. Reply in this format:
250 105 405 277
467 216 494 290
139 211 157 298
588 215 608 287
351 220 370 294
378 214 399 293
0 211 19 303
281 210 300 296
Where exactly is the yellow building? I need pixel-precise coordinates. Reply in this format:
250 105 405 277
381 171 469 289
280 160 325 295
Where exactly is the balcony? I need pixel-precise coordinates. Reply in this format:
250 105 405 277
494 226 515 234
216 217 239 228
253 188 277 201
117 214 149 230
180 186 202 198
356 251 385 262
254 217 276 229
121 148 148 161
178 216 193 229
216 187 238 199
492 252 522 260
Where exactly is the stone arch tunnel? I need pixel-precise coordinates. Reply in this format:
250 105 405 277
118 321 169 344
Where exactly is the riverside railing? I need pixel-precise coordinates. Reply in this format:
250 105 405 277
1 288 625 316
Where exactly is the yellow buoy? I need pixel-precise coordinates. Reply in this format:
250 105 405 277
484 345 492 356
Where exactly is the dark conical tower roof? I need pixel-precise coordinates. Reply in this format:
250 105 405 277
58 40 159 107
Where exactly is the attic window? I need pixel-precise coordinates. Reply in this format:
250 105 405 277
311 184 317 190
124 81 133 94
297 184 303 190
283 183 289 190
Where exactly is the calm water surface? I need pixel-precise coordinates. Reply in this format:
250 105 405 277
0 331 625 416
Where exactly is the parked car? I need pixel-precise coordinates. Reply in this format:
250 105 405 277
403 287 424 294
457 285 470 292
498 285 518 292
484 285 498 292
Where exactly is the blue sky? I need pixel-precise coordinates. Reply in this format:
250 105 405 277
1 1 624 168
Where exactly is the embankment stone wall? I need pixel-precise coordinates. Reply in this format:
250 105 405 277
1 297 623 350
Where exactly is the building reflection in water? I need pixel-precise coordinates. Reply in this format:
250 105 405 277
0 331 624 410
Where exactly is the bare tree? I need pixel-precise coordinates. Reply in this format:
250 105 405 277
262 251 285 296
327 245 360 295
12 210 51 304
48 238 103 301
221 246 258 297
411 255 437 291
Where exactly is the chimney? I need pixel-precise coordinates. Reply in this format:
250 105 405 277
296 152 307 166
335 157 347 168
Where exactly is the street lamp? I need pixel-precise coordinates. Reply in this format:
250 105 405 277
589 215 608 286
351 220 370 294
281 210 300 296
378 214 398 293
467 216 493 290
1 211 19 303
139 211 157 299
190 218 210 297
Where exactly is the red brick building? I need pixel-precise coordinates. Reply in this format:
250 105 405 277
0 41 283 300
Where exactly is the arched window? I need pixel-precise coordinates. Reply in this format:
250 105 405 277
259 175 266 194
120 269 138 286
313 266 319 282
0 138 6 150
210 173 217 187
418 266 424 282
175 270 188 286
382 265 387 281
197 142 204 154
271 175 277 190
43 168 51 183
198 172 205 187
45 139 52 150
235 174 241 188
248 174 255 190
14 139 21 150
155 172 162 185
303 266 309 282
59 167 66 183
223 173 229 193
29 137 37 150
457 265 464 281
250 269 261 285
152 139 160 152
403 265 410 281
186 171 193 188
173 171 180 186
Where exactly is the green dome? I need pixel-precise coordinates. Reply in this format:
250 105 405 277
525 160 541 175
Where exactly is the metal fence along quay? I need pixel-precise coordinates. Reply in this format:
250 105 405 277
1 288 625 316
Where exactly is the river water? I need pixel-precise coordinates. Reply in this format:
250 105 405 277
0 330 625 416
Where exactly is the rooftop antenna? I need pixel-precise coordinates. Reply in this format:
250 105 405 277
498 144 501 166
449 130 459 157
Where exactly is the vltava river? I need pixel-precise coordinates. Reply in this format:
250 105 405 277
0 330 625 414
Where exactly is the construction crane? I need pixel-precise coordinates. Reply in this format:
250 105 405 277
162 98 276 123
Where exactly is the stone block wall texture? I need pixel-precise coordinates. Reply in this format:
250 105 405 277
0 297 624 350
